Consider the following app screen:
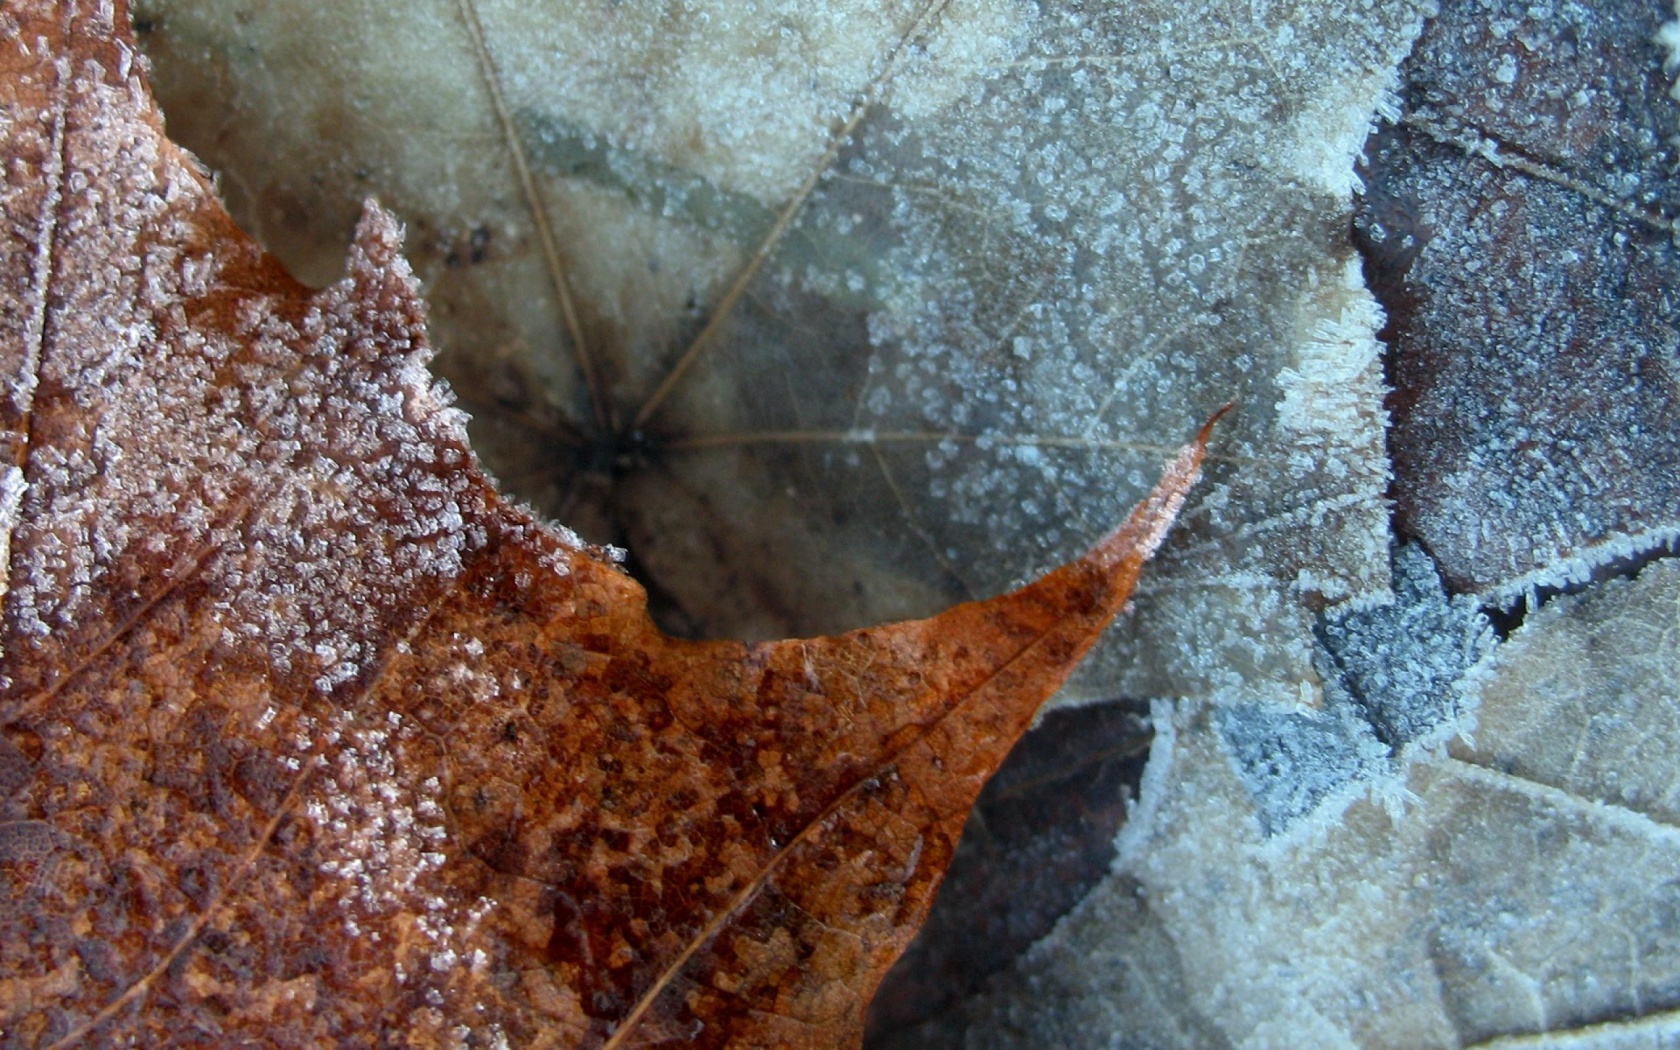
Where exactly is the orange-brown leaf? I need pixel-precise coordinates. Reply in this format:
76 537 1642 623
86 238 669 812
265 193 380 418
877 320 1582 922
0 4 1213 1047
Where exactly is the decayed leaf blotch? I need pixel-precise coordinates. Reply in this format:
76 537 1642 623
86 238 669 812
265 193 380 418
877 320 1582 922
0 4 1215 1047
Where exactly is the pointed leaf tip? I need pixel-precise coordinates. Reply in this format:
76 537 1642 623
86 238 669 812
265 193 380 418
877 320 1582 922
1085 401 1228 580
346 197 420 292
568 412 1229 1049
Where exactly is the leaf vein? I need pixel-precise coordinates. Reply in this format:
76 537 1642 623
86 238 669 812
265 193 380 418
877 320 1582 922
453 0 606 434
629 0 957 434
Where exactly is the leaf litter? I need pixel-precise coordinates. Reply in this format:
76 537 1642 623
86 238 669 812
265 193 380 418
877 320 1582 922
898 0 1680 1044
33 0 1680 1045
0 4 1222 1046
130 0 1428 713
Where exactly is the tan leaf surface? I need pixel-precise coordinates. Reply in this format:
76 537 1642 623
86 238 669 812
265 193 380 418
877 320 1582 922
0 4 1213 1046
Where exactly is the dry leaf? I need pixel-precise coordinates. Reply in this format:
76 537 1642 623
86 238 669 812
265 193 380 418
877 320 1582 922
863 701 1152 1043
128 0 1427 711
953 558 1680 1050
892 0 1680 1040
1357 0 1680 598
0 4 1214 1046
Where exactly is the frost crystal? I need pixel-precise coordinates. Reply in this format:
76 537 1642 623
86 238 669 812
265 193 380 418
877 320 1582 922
1217 544 1493 835
1658 3 1680 104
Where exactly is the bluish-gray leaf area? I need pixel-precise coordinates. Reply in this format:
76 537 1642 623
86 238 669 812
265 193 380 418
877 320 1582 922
1218 543 1495 835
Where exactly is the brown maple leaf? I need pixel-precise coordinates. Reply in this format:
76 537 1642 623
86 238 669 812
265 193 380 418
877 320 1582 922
0 3 1216 1047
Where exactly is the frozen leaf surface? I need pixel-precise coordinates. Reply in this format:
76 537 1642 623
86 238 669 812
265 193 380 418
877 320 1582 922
1357 0 1680 598
0 4 1214 1046
1455 560 1680 834
912 6 1680 1044
1218 542 1493 835
922 558 1680 1050
131 0 1429 708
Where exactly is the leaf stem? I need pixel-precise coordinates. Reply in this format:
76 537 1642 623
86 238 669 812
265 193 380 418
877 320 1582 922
1401 113 1678 238
660 426 1248 465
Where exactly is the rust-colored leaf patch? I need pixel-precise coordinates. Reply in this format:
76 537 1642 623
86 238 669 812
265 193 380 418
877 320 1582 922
0 4 1214 1047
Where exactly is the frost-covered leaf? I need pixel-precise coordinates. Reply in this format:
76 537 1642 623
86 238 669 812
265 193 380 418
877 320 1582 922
1455 560 1680 833
1218 542 1493 835
900 5 1680 1042
0 5 1216 1045
132 0 1428 707
1357 0 1680 598
923 561 1680 1049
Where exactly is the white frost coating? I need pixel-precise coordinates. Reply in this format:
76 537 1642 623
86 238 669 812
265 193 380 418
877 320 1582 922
480 0 1032 203
1 27 479 723
1480 526 1680 609
3 51 504 983
797 0 1421 708
1368 0 1680 599
587 0 1426 711
1075 250 1391 708
1460 559 1680 828
1475 1010 1680 1050
301 707 483 986
1197 543 1492 838
0 465 25 610
961 562 1680 1048
1272 259 1387 440
5 62 202 644
1280 6 1431 197
1658 2 1680 104
197 205 481 693
994 704 1460 1048
1260 257 1392 611
1109 698 1177 872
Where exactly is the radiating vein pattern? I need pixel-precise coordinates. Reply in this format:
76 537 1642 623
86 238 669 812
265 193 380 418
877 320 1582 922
127 0 1416 713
